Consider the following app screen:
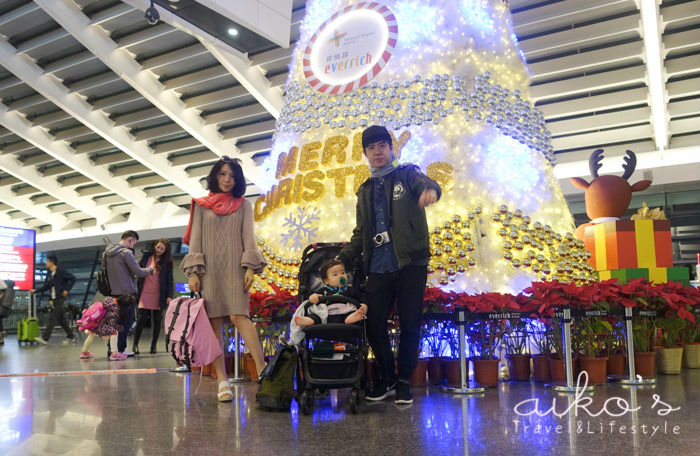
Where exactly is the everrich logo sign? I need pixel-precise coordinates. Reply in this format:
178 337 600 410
304 2 398 94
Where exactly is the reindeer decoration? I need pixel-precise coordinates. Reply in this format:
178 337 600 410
570 149 652 239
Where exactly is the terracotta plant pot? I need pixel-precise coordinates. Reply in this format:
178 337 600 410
242 353 258 381
365 358 380 389
506 354 531 381
532 354 551 382
442 358 461 386
657 347 684 375
606 353 626 376
472 358 499 387
579 357 608 385
633 351 656 378
427 357 444 385
683 343 700 369
548 355 566 382
411 358 428 387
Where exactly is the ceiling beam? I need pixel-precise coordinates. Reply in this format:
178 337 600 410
202 41 284 119
640 0 670 149
0 101 155 210
0 185 71 228
0 33 204 197
38 0 264 185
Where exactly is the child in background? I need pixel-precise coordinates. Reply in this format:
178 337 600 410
79 296 125 359
294 259 367 327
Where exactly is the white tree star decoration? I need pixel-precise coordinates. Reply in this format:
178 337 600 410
281 206 321 251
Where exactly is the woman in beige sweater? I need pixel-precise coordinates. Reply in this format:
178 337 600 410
182 157 266 402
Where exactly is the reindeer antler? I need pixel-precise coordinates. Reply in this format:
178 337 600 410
621 150 637 180
589 149 604 177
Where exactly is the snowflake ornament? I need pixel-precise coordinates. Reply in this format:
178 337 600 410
281 206 320 251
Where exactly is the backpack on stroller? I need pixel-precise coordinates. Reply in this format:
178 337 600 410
294 242 368 415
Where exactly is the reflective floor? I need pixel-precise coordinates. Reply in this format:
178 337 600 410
1 334 698 456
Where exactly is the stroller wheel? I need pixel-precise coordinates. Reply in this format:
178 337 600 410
299 391 312 415
350 388 360 414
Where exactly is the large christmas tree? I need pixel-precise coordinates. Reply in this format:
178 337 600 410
253 0 594 294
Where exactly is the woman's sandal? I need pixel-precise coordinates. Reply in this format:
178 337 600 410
217 381 233 402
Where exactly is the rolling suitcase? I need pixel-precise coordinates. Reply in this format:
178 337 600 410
18 294 40 345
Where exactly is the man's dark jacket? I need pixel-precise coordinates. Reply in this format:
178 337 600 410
339 164 441 274
34 268 76 298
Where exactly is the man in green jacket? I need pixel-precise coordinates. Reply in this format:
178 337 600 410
339 125 441 405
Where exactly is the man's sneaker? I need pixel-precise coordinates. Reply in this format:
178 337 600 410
123 351 135 357
365 379 397 401
80 352 94 359
62 337 77 345
34 336 48 345
394 380 414 405
109 352 128 361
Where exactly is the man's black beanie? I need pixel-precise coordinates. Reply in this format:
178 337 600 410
362 125 393 150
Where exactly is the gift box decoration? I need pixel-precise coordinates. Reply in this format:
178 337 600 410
597 267 689 286
584 220 672 271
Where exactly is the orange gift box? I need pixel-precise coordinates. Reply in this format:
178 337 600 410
584 220 672 271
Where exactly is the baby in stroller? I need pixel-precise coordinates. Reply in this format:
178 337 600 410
293 258 367 327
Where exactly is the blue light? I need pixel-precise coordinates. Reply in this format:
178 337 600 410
461 0 495 35
393 1 437 46
476 134 550 212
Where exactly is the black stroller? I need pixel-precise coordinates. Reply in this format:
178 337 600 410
295 242 368 414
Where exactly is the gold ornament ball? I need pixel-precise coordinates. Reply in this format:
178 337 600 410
452 215 462 223
512 259 521 268
458 249 467 258
443 244 453 254
468 258 476 267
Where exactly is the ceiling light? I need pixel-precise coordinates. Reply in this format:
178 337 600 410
228 28 239 36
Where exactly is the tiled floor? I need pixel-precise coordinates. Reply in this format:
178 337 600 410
0 333 698 456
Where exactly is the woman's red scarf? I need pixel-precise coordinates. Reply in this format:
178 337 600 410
183 192 243 245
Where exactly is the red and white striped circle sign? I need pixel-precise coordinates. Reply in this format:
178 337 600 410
303 2 398 94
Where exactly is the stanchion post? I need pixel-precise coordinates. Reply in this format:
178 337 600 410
618 306 655 386
548 306 595 392
563 306 574 389
441 308 486 395
230 326 245 383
